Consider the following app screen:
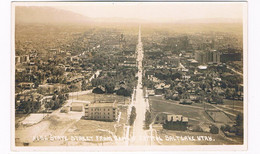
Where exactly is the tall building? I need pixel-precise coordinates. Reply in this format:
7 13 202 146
195 50 220 64
85 101 118 121
195 50 207 64
212 51 221 63
206 50 220 64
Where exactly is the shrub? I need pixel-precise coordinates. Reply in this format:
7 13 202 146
209 125 219 134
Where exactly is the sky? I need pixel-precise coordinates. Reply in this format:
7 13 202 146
15 2 246 23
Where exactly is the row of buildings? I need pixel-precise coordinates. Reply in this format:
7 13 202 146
195 50 221 65
195 50 242 65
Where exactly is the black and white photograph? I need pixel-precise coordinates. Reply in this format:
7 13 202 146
10 1 248 151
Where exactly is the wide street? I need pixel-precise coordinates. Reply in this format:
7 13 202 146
130 26 150 145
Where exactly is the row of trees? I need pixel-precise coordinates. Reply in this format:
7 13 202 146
129 106 136 126
18 100 41 114
144 110 152 129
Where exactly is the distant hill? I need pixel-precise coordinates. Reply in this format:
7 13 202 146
15 6 90 24
174 18 243 24
15 6 243 25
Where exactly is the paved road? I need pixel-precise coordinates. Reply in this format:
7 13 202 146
227 65 243 76
130 26 150 145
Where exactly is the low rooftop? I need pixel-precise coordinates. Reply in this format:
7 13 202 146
86 102 117 108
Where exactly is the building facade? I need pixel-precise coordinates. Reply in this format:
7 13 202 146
195 50 207 64
155 113 188 125
206 50 220 64
195 50 220 64
85 102 118 121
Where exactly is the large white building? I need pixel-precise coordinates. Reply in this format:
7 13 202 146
84 101 118 121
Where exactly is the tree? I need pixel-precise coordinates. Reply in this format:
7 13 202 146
52 94 57 101
129 106 136 126
34 81 40 88
171 72 182 80
52 101 60 110
45 100 54 109
116 87 132 97
220 124 231 132
235 114 243 127
164 90 172 100
81 80 87 91
209 125 219 134
69 83 80 92
225 88 232 99
92 87 105 94
20 101 32 113
145 110 152 129
105 83 115 94
65 94 69 100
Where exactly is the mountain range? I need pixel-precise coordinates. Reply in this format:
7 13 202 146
15 6 242 25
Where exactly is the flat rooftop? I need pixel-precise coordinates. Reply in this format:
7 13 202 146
86 102 117 108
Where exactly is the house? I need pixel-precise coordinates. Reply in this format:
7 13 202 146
147 90 155 96
179 99 192 105
155 87 164 95
175 78 181 82
190 95 201 103
155 113 189 130
163 84 171 90
67 76 84 84
154 83 170 95
85 101 118 122
187 59 199 67
163 114 189 131
17 82 35 89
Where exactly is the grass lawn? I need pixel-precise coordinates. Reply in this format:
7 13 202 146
149 96 244 145
149 96 205 121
